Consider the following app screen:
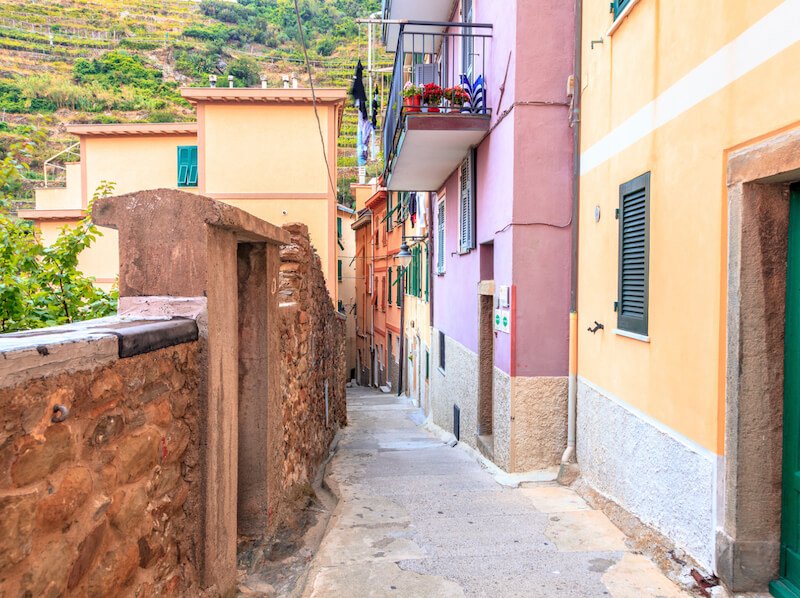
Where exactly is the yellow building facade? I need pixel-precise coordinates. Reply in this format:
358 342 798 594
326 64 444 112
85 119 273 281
337 203 357 378
576 0 800 591
22 89 346 300
401 192 431 412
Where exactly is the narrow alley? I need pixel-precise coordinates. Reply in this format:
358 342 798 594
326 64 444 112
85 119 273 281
303 387 691 598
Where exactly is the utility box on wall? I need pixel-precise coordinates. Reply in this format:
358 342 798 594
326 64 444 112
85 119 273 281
494 285 512 333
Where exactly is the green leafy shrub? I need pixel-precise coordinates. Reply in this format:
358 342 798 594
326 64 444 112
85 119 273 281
0 135 117 332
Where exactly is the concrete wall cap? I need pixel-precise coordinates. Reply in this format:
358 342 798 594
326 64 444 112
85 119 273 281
93 188 291 245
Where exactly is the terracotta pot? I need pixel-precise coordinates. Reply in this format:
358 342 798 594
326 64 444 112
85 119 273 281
427 105 441 113
404 95 422 113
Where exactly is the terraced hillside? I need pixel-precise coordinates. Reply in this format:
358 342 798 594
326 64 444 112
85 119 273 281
0 0 391 206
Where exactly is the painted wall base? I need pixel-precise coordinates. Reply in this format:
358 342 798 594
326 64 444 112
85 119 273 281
576 378 716 569
430 330 568 473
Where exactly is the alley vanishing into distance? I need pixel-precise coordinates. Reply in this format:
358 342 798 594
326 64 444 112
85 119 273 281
303 387 690 597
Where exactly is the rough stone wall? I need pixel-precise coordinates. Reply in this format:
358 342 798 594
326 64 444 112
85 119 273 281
278 223 347 500
0 342 201 597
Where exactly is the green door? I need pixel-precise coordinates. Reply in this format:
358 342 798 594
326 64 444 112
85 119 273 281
773 184 800 598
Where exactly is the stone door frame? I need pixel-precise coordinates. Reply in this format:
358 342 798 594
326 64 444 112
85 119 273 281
719 126 800 591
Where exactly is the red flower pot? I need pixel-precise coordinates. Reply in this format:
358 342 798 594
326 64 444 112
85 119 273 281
404 95 422 113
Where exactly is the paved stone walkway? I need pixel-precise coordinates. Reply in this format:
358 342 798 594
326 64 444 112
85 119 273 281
302 387 691 597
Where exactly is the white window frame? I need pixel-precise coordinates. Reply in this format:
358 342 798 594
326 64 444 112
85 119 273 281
437 195 446 275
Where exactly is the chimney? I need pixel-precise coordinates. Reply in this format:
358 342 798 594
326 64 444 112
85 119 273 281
291 73 298 89
228 75 234 88
209 74 217 88
260 74 268 89
282 75 290 89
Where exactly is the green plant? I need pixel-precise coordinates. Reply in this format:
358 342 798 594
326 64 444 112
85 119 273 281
226 56 261 87
402 82 422 98
0 133 117 332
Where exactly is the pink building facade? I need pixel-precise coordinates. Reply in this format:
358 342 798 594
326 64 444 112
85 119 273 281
382 0 575 471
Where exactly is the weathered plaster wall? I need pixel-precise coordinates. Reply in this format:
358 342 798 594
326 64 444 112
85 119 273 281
278 223 347 505
511 376 568 471
0 340 201 597
576 378 715 569
491 368 512 470
430 330 479 446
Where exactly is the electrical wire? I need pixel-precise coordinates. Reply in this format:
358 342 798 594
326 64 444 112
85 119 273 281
292 0 337 196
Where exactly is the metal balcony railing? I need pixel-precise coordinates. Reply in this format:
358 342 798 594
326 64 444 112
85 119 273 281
383 21 493 175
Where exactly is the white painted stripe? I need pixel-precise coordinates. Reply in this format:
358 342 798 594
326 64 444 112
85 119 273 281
580 0 800 175
577 376 717 461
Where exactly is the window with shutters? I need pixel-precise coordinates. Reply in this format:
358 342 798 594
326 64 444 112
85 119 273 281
612 0 632 19
437 198 446 274
388 267 393 305
177 146 198 187
459 149 476 254
338 259 343 282
617 172 650 336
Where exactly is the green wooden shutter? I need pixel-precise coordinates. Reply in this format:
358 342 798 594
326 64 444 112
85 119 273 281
388 267 392 305
613 0 632 19
177 146 188 186
425 246 429 301
337 217 342 238
617 172 650 335
397 268 402 305
338 259 342 281
177 145 198 187
187 146 198 186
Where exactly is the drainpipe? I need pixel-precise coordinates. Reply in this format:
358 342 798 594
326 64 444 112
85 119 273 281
562 0 583 467
397 217 407 397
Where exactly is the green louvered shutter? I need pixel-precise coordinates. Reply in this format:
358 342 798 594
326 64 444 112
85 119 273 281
425 246 429 301
337 217 342 238
617 172 650 335
177 146 189 186
177 145 198 187
612 0 632 18
388 267 392 305
187 146 198 186
338 259 342 281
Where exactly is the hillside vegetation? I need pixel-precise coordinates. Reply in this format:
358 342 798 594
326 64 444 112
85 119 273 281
0 0 390 205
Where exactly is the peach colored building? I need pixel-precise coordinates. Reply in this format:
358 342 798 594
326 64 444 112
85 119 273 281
21 88 347 301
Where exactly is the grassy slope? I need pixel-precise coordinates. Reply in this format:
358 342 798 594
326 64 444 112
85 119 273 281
0 0 391 206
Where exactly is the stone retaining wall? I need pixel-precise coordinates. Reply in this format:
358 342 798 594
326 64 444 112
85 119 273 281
0 320 202 597
278 223 347 503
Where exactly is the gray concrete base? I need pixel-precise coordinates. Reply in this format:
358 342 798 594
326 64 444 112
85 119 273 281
715 530 780 593
576 378 716 569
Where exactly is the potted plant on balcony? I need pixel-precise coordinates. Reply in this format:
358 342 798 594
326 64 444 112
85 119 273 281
444 85 470 113
402 82 422 113
422 82 444 113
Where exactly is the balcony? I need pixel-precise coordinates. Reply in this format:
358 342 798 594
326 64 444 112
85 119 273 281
382 23 492 192
381 0 454 52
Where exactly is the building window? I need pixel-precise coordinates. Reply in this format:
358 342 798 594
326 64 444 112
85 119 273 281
337 299 344 313
459 149 476 254
612 0 632 19
437 199 446 274
177 145 198 187
438 330 446 371
338 259 343 281
388 267 393 305
337 216 342 238
425 348 429 380
617 172 650 336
